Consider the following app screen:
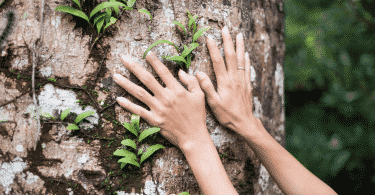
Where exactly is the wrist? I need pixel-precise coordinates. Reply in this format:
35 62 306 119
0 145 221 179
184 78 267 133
180 125 213 153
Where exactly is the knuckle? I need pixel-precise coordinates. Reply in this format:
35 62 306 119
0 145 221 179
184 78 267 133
136 88 148 98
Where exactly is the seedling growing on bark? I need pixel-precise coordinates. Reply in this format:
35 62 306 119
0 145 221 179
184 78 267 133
143 9 211 70
113 114 164 169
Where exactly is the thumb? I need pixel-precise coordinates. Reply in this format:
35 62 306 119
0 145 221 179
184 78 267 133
195 71 219 105
178 69 202 95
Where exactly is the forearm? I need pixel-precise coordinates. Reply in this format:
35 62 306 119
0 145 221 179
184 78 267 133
239 122 338 195
181 126 238 195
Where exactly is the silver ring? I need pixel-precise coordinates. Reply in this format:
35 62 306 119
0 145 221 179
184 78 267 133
238 67 245 70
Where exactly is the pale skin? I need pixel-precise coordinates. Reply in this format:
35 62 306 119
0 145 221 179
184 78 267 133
113 26 338 195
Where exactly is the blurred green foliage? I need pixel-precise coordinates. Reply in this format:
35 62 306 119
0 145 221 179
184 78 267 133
284 0 375 193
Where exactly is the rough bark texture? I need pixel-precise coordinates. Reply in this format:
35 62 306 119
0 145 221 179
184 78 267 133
0 0 285 194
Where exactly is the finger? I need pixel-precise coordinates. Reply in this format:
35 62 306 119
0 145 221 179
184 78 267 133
196 71 221 107
120 55 165 98
113 74 158 111
145 51 184 92
116 96 158 127
244 52 251 97
236 32 246 85
206 34 227 86
179 69 204 96
222 26 238 75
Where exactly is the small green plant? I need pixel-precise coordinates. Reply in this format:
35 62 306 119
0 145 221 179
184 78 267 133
57 108 95 130
113 114 165 169
143 9 210 70
48 78 57 82
55 0 152 43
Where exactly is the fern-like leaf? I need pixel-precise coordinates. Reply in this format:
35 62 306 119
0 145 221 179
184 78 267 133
93 12 107 26
75 111 95 124
166 55 187 65
89 2 127 20
139 127 160 143
109 0 120 16
186 53 192 69
172 20 187 37
121 139 137 150
131 114 140 134
60 108 71 121
55 5 89 23
113 149 136 158
138 8 152 20
96 18 105 35
67 124 79 130
143 40 180 59
71 0 81 9
118 156 140 167
103 17 117 32
181 43 199 58
126 0 136 7
193 26 211 43
42 112 55 120
187 13 198 32
122 122 137 137
137 148 143 156
104 8 112 24
140 144 165 164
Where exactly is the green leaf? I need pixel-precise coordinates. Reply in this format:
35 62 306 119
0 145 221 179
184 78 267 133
122 122 137 137
67 124 79 130
55 5 89 23
181 43 199 58
138 8 152 20
172 20 187 37
61 108 71 121
113 149 136 158
186 53 192 69
166 55 187 64
96 17 105 35
93 12 107 26
121 139 137 150
104 8 112 24
143 40 180 59
118 156 140 168
103 17 117 32
193 22 197 35
109 0 120 16
137 148 143 155
120 162 127 169
139 127 161 142
42 112 55 120
89 2 127 20
188 15 198 32
75 111 95 124
71 0 81 9
193 26 211 43
127 0 136 7
131 114 140 134
140 144 165 164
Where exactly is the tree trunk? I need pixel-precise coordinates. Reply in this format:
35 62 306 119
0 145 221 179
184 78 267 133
0 0 285 194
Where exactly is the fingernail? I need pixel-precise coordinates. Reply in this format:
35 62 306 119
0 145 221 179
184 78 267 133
245 52 249 59
207 34 214 41
223 26 229 33
116 96 124 102
180 69 186 75
113 73 121 82
238 32 243 39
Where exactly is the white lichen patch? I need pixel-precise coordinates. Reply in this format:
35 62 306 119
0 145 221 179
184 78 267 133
0 157 28 195
250 65 257 87
253 96 263 119
210 125 238 148
33 84 99 129
258 164 270 191
51 16 61 29
275 62 284 104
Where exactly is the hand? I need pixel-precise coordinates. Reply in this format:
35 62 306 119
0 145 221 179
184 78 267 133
196 26 260 136
113 51 210 150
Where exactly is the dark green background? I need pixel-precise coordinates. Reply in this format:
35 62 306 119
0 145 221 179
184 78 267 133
284 0 375 193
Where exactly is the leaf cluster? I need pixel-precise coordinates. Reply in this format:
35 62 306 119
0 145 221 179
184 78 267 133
55 0 152 37
41 108 95 130
143 9 211 70
113 114 164 169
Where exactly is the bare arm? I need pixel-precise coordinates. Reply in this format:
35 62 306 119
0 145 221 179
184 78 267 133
181 125 238 195
238 120 338 195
